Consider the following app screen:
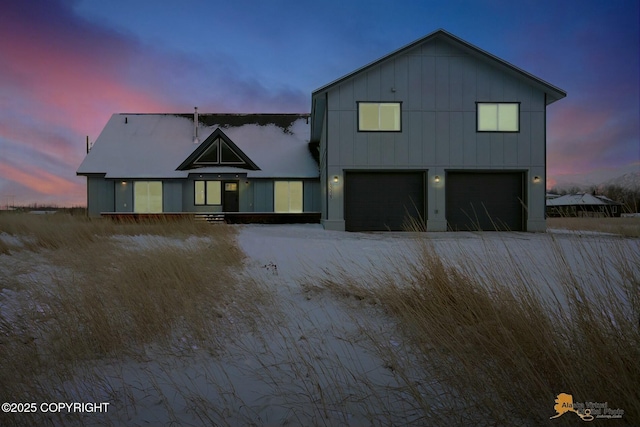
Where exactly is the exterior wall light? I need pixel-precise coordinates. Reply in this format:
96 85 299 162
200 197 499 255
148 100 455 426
434 175 440 183
533 176 541 183
121 181 127 185
333 176 339 183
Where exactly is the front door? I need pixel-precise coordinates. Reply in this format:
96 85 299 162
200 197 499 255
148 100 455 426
223 181 239 212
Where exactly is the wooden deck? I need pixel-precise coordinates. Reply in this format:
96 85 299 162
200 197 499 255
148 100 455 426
100 212 321 224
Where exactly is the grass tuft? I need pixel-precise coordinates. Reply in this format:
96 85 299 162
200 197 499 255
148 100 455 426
317 234 640 425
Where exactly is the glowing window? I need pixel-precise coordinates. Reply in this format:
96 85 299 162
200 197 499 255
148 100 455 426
134 181 162 213
477 103 519 132
195 181 221 205
358 102 401 131
274 181 303 213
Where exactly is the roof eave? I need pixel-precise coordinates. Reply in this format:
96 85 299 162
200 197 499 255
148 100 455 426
311 28 566 104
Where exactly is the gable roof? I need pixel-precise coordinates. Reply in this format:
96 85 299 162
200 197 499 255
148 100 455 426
176 128 260 171
310 29 566 144
312 29 566 103
546 193 622 206
77 113 317 179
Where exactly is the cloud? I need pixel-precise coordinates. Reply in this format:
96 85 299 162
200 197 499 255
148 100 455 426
0 0 307 206
0 160 82 199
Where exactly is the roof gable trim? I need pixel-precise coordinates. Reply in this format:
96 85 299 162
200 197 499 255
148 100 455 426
312 29 566 104
176 128 260 171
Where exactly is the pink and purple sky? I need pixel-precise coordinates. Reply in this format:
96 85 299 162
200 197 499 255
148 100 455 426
1 0 638 207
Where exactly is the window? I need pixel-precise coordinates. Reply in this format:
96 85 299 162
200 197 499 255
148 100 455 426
358 102 401 131
477 103 519 132
274 181 303 213
134 181 162 213
195 181 221 205
195 137 245 165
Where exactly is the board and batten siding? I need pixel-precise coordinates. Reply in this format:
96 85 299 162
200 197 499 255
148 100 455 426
325 38 545 169
322 36 548 231
87 176 115 216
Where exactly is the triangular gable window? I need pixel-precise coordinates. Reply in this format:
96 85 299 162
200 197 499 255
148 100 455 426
195 137 245 165
177 128 259 171
220 140 243 163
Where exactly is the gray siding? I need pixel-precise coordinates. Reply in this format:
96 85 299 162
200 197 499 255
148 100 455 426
304 180 321 212
239 179 253 212
87 176 114 217
252 180 274 212
114 180 132 213
324 38 545 170
320 35 550 231
162 180 183 212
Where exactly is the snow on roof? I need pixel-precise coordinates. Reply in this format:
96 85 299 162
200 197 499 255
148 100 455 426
77 113 318 179
546 193 620 206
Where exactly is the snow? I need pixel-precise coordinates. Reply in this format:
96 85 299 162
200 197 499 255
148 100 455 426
1 225 638 425
77 114 317 179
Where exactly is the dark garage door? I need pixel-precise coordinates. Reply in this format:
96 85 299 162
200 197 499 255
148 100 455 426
345 172 425 232
446 172 524 231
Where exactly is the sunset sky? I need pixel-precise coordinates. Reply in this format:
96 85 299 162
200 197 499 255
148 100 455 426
0 0 638 207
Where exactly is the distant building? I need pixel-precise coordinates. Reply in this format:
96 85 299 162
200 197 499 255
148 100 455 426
546 193 623 217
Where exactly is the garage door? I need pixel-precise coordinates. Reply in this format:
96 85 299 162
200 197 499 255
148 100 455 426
345 172 425 231
446 172 524 231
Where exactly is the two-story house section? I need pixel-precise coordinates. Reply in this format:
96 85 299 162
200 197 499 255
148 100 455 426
311 29 566 232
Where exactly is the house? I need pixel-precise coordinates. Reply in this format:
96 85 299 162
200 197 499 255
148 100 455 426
76 113 321 221
546 193 623 218
310 29 566 231
78 29 566 231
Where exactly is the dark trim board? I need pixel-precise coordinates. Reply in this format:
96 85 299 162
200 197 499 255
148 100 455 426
344 171 426 232
100 212 321 224
445 171 525 231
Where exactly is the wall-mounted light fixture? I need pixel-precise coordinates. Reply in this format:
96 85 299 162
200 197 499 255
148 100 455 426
121 181 127 185
533 176 541 183
333 176 339 183
434 175 440 183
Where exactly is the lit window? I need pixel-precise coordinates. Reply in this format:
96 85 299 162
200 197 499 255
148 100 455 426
195 181 205 205
477 103 519 132
195 181 221 205
274 181 303 213
358 102 401 131
134 181 162 213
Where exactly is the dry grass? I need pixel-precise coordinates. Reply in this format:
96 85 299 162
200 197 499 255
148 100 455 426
547 216 640 237
0 213 269 426
315 235 640 426
2 214 638 425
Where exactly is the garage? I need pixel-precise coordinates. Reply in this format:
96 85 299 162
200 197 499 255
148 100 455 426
446 172 524 231
345 172 425 232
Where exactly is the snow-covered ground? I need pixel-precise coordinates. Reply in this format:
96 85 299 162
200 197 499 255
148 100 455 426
1 224 638 426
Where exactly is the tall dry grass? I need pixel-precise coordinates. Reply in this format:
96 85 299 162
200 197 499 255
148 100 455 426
0 213 269 426
315 234 640 426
